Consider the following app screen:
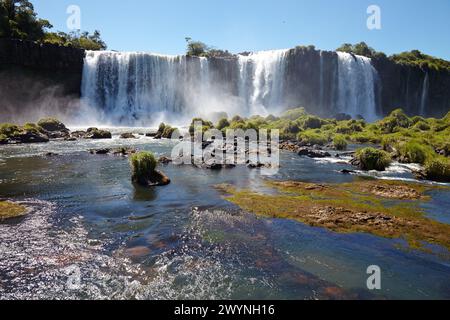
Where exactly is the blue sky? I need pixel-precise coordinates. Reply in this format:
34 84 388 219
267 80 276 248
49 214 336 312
33 0 450 59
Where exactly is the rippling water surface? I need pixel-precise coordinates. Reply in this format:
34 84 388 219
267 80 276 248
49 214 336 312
1 130 449 299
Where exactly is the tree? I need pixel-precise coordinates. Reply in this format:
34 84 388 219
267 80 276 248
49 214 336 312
0 0 107 50
186 38 209 57
0 0 52 40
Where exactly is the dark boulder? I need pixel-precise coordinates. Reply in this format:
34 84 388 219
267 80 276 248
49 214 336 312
120 132 138 139
298 147 331 158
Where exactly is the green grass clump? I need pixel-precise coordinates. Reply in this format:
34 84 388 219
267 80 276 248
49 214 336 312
189 118 214 135
333 135 348 151
355 147 392 171
297 130 329 146
378 109 412 133
216 118 230 130
398 141 435 164
423 157 450 182
0 123 20 137
130 151 158 183
300 115 325 129
280 107 307 120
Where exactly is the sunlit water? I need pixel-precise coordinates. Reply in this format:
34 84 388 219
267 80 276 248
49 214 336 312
1 130 449 300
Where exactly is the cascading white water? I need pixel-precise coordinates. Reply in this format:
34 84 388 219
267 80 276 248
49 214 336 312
82 50 289 125
81 49 380 126
336 52 378 121
420 72 429 116
238 50 288 115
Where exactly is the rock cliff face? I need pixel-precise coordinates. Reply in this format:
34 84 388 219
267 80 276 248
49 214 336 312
0 39 85 122
372 57 450 118
0 39 448 124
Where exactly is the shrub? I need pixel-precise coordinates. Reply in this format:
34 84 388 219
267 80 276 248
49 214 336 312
378 109 412 133
300 115 324 129
423 157 450 182
189 118 214 135
398 141 434 164
265 114 279 122
0 134 7 144
355 147 392 171
336 125 353 135
216 118 230 130
130 151 158 184
0 123 20 137
37 118 67 132
298 131 329 146
413 120 431 131
280 108 307 120
333 135 348 151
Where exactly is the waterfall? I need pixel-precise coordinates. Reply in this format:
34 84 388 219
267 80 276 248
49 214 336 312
336 52 379 121
82 50 289 125
238 50 288 115
81 49 380 126
420 72 429 116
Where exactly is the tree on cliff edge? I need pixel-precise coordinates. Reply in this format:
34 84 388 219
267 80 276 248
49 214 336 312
0 0 51 40
0 0 106 50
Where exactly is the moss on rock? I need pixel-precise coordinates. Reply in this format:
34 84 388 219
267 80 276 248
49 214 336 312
0 201 28 221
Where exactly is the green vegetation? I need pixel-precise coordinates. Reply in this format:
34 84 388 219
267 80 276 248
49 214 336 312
37 117 66 132
130 151 158 185
391 50 450 72
185 37 233 58
423 157 450 182
0 200 27 221
333 135 348 151
189 118 214 135
355 148 392 171
0 0 106 50
297 130 329 146
336 42 386 59
337 42 450 72
174 108 449 181
216 118 230 131
218 180 450 251
43 30 106 50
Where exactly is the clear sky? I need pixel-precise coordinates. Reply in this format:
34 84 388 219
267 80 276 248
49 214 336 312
33 0 450 59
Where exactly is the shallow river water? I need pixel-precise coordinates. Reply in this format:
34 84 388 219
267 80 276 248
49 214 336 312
0 129 449 300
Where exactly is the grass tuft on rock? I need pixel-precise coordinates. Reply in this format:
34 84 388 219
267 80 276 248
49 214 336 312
333 135 348 151
355 147 392 171
423 157 450 182
37 118 67 132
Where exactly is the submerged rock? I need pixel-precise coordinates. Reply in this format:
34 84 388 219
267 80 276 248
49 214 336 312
298 147 331 158
85 128 112 139
120 132 138 139
89 147 136 156
158 156 172 164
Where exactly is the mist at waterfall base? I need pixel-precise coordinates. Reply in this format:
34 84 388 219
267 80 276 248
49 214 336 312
79 49 381 127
